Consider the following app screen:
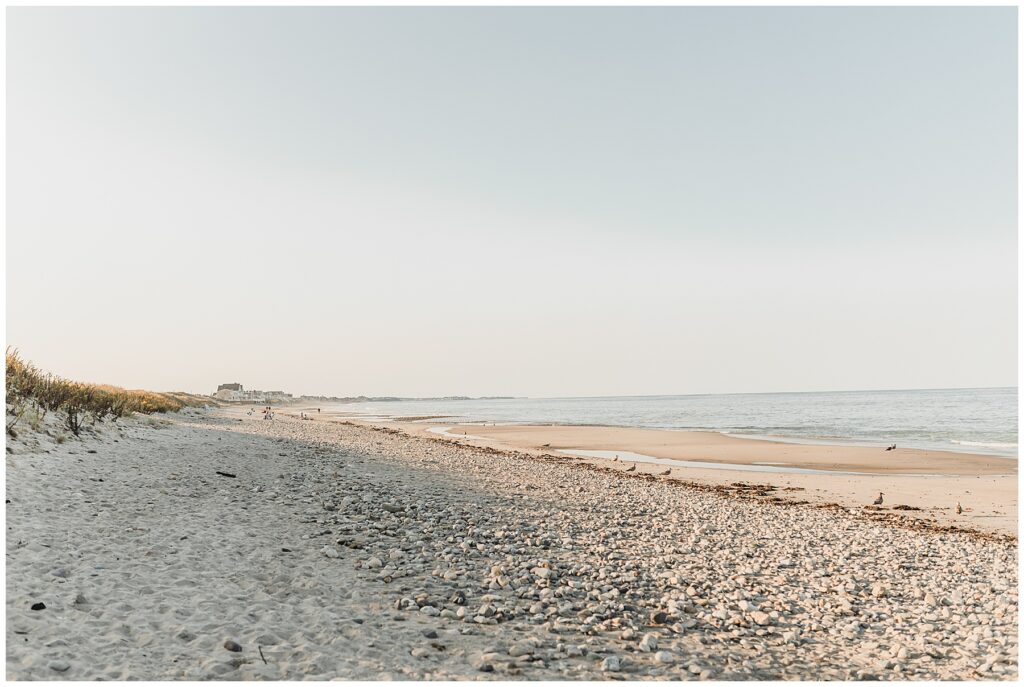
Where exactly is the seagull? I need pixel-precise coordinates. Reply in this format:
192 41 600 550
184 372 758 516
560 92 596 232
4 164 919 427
873 492 884 506
956 502 963 515
659 468 672 476
624 463 636 472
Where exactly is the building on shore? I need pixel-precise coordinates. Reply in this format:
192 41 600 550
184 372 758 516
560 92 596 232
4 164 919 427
213 384 292 403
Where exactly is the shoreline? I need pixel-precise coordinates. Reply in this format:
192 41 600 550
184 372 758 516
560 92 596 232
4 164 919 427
308 407 1019 458
299 393 1015 456
316 416 1017 537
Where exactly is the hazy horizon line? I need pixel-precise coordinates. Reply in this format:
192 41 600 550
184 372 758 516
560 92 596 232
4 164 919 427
286 385 1018 402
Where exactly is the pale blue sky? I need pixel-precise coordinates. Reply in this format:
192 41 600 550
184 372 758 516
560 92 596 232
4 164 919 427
6 7 1017 397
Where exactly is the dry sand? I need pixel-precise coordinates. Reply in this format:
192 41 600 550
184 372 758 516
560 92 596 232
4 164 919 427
5 407 1019 680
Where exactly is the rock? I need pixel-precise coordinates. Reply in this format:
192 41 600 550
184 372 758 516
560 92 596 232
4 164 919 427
638 633 659 652
364 557 383 569
410 647 430 659
649 611 669 624
471 653 497 672
321 546 340 558
422 629 439 639
688 663 703 675
48 660 70 672
600 655 621 672
224 640 242 652
50 568 68 579
654 651 674 664
30 602 46 611
383 503 404 513
420 606 440 617
508 642 533 657
871 584 886 598
750 611 771 626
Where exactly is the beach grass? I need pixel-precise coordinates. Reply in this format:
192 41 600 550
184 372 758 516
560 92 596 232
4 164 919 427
5 349 210 437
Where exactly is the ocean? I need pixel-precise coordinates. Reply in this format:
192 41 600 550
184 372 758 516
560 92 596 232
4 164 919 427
329 387 1018 458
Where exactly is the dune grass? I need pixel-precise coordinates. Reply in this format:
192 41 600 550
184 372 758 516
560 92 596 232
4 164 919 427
6 349 210 437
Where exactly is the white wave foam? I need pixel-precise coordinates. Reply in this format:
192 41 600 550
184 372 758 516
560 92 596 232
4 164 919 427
950 439 1017 448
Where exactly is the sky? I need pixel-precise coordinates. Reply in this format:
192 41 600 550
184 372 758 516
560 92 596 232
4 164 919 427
6 7 1018 398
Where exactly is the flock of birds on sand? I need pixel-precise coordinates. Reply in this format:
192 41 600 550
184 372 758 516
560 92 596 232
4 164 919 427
602 452 965 517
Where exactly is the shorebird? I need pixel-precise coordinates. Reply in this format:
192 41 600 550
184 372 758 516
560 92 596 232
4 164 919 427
956 501 963 515
625 463 637 472
873 492 884 506
612 455 619 462
541 443 550 447
659 468 672 476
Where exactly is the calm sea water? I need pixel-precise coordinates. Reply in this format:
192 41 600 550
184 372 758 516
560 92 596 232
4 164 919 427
332 387 1018 457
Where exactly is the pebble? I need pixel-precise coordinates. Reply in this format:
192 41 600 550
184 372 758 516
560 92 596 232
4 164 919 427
508 642 533 657
600 656 621 672
224 640 242 652
48 660 70 672
654 651 674 664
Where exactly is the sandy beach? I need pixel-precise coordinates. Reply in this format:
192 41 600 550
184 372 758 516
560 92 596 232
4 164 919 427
335 418 1018 538
5 407 1018 680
